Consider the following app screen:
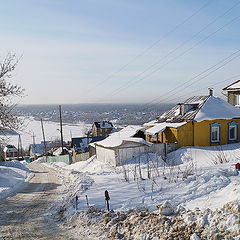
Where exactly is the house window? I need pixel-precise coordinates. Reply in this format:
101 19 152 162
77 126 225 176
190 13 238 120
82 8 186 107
210 123 221 144
234 95 240 106
228 121 238 142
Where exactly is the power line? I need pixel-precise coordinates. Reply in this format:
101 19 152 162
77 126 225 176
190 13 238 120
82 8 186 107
166 74 240 104
143 50 240 107
86 0 212 93
144 49 240 106
96 1 240 102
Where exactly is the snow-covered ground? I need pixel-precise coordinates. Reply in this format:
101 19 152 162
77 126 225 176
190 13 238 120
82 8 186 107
0 160 33 200
0 117 91 148
1 143 239 239
45 143 240 239
51 144 240 212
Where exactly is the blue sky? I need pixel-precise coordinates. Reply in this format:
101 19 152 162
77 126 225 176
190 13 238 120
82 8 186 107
0 0 239 104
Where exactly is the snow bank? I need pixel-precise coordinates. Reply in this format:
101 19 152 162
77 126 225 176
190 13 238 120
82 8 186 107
51 147 240 214
167 143 240 167
65 200 240 240
0 160 33 200
46 144 240 238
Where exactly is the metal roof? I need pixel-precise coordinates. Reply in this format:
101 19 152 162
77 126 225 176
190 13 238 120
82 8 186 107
158 95 210 123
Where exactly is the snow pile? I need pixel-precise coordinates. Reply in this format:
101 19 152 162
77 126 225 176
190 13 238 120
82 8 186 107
34 156 47 163
65 156 115 175
0 160 33 200
65 200 239 240
167 143 240 167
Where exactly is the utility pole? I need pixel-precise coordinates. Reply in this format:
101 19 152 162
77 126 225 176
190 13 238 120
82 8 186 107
41 119 47 156
32 132 36 160
18 134 23 160
59 105 64 155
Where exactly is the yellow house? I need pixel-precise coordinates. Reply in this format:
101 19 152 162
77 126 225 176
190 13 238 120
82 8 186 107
145 94 240 148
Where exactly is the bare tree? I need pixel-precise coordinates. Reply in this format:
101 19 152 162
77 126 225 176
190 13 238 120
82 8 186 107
0 53 24 134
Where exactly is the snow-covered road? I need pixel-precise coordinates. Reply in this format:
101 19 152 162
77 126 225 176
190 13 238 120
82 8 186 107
0 163 89 240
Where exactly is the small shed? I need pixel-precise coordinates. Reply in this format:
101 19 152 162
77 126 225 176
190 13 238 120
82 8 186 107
94 136 152 167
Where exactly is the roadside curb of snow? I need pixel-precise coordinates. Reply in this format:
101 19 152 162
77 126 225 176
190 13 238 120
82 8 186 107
64 200 240 240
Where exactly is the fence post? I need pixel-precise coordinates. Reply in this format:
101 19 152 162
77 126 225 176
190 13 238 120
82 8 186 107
105 190 110 211
85 195 89 208
76 195 78 210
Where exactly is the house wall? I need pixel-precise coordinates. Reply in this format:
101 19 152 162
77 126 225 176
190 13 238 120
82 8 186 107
96 146 116 166
96 142 178 166
146 132 163 143
92 124 112 137
227 91 240 106
164 128 178 143
146 123 193 148
228 92 235 106
116 146 146 166
92 125 98 137
193 118 240 146
177 122 194 148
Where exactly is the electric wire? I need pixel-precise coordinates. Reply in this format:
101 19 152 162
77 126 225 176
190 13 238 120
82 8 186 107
140 51 240 113
142 49 240 107
102 10 240 102
86 0 212 93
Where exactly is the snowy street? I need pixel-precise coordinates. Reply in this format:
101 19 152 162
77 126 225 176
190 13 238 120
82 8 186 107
0 163 90 240
0 144 239 239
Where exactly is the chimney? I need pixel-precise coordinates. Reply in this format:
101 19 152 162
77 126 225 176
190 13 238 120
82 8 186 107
208 88 213 96
178 103 184 116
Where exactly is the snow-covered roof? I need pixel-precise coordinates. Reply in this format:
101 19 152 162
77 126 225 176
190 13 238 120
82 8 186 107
143 119 159 127
194 96 240 122
93 125 150 148
146 122 187 135
153 95 240 124
53 147 71 156
110 125 145 138
93 121 113 129
94 136 152 148
222 80 240 90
